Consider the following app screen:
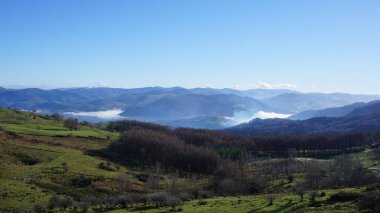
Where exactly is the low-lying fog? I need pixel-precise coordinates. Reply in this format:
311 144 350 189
63 109 125 121
224 111 292 126
63 109 291 128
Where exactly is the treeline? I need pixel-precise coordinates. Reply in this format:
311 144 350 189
106 120 377 174
252 133 369 158
107 129 220 174
107 120 170 133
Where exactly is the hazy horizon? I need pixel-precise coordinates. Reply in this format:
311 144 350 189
1 83 380 96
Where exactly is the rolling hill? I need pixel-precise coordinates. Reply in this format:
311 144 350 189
226 101 380 136
262 93 380 114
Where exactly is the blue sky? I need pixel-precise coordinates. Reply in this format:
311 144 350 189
0 0 379 94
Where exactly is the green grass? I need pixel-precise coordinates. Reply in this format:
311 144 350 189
355 149 380 175
107 189 360 213
0 138 129 211
0 108 118 139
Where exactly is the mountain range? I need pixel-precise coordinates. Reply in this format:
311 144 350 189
0 86 379 129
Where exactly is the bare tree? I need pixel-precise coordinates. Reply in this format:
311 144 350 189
266 194 275 206
115 172 130 192
293 184 306 201
146 175 159 192
64 118 80 131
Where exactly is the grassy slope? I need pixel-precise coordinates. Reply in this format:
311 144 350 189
0 108 377 212
0 108 118 139
109 189 359 213
356 149 380 175
0 108 124 211
0 136 125 211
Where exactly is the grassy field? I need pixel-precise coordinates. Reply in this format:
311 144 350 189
108 189 360 213
0 108 122 211
0 108 378 212
356 149 380 175
0 137 125 211
0 108 118 139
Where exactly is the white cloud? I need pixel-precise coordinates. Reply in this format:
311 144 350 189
231 81 297 90
254 81 297 90
93 82 110 87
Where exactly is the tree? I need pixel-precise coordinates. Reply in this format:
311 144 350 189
309 191 318 204
115 172 130 192
266 194 275 206
146 175 159 192
64 118 80 131
293 184 306 201
166 195 182 211
62 162 68 173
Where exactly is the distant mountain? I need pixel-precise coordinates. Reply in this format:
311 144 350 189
121 93 274 121
262 93 380 113
346 100 380 117
1 86 379 129
0 87 127 109
226 101 380 136
289 102 368 120
162 116 232 129
190 88 297 99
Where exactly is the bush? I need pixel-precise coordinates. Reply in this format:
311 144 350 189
266 194 275 206
70 174 92 187
358 190 380 212
216 178 246 195
149 192 167 207
48 194 61 209
329 191 361 202
309 191 318 203
33 203 45 213
98 162 116 171
166 195 182 210
198 200 207 205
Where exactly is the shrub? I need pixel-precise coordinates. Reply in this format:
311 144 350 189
309 191 318 203
98 162 116 171
70 174 92 187
358 191 380 212
266 194 275 206
198 200 207 205
166 195 182 210
48 194 61 209
33 203 45 213
292 184 306 201
149 192 167 207
329 191 362 203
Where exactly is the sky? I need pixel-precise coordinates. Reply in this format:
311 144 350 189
0 0 379 94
